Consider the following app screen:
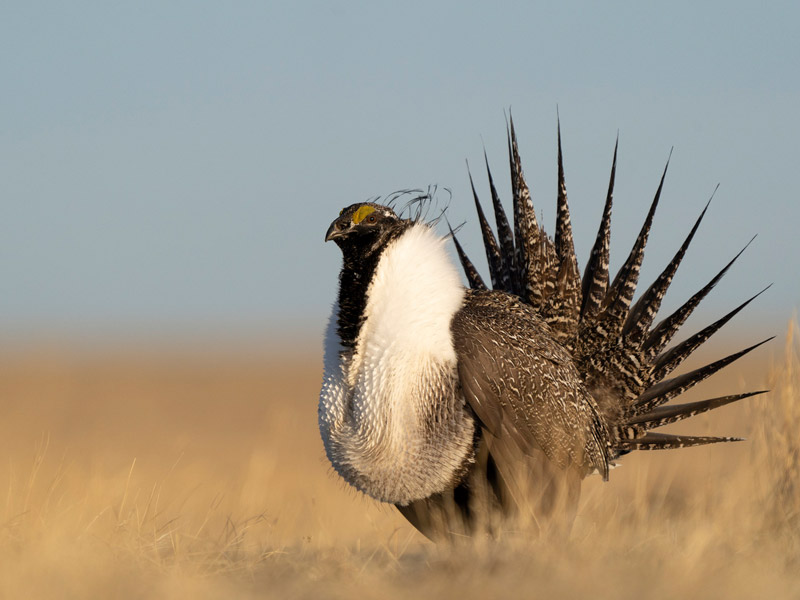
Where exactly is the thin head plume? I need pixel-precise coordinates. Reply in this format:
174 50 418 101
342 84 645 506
581 133 618 320
443 213 468 239
388 186 453 226
384 188 424 214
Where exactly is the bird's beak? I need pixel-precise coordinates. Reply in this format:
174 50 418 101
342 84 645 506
325 218 349 242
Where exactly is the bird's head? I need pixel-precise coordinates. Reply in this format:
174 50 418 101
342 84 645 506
325 203 408 256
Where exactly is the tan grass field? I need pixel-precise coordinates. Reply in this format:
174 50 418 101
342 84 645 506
1 322 798 599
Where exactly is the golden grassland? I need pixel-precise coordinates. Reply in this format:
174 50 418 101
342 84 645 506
1 323 798 599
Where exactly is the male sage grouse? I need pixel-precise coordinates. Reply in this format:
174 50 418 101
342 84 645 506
319 117 768 539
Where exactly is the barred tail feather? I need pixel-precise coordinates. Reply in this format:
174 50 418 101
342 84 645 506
616 432 745 452
450 225 487 290
484 149 515 292
455 117 767 462
508 115 540 301
643 235 757 358
550 118 583 342
580 137 617 320
555 117 579 276
600 154 670 329
467 165 504 289
649 285 771 383
625 390 767 431
633 337 773 415
623 198 711 342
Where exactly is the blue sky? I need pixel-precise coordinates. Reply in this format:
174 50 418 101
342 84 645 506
1 2 798 346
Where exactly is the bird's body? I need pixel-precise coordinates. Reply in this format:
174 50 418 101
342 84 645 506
319 121 767 538
319 222 474 505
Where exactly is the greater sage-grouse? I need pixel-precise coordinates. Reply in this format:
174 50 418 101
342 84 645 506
319 118 768 539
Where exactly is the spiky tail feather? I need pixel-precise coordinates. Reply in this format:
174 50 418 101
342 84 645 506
454 116 767 459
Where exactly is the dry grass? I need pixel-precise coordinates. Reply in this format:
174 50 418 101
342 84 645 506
0 323 798 599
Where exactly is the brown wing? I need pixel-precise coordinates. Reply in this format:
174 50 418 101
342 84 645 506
451 289 610 479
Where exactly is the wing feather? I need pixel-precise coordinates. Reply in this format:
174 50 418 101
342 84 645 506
452 290 609 479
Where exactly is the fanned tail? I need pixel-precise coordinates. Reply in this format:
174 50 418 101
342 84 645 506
452 115 768 462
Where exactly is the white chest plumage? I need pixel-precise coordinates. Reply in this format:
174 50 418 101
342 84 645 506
318 223 476 505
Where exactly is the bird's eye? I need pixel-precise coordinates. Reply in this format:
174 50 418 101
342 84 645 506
367 214 377 223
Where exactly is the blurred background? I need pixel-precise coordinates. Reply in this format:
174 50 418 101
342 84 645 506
1 4 799 597
1 1 798 349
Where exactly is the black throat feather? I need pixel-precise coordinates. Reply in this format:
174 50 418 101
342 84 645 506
335 223 411 349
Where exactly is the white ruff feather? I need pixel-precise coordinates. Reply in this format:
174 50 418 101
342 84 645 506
319 223 474 505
